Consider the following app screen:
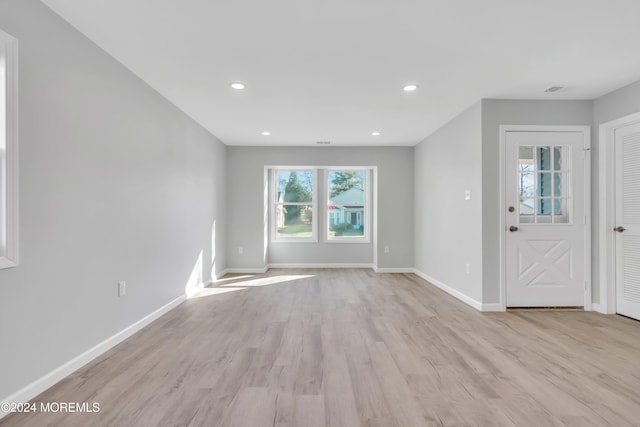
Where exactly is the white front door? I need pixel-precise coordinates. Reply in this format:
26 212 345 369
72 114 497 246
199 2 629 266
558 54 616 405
505 130 588 307
615 122 640 320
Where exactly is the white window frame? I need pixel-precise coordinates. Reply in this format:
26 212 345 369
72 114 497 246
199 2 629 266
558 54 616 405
326 167 371 243
0 30 18 270
270 167 318 243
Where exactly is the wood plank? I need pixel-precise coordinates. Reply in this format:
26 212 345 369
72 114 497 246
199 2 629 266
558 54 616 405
2 269 640 426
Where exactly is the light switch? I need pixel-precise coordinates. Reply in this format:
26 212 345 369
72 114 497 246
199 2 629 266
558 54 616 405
465 189 471 201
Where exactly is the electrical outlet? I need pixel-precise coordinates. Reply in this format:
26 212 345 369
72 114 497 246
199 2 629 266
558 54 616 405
118 281 126 297
238 247 244 255
384 245 390 253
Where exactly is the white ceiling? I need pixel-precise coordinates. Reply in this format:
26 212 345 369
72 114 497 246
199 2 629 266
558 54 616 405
41 0 640 146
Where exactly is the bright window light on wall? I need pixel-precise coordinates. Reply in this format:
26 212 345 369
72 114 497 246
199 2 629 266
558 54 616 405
0 29 18 269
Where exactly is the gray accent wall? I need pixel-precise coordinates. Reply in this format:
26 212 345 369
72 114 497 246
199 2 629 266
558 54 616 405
481 100 594 304
226 147 414 269
414 102 483 303
592 80 640 304
0 0 226 400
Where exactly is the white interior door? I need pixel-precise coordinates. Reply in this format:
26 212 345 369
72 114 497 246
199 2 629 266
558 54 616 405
505 130 587 307
615 122 640 320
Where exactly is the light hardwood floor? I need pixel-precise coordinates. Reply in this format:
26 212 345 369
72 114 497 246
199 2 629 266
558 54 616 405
2 269 640 426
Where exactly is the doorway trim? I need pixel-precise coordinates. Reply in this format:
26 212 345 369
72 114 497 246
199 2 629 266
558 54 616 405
499 125 592 311
597 112 640 314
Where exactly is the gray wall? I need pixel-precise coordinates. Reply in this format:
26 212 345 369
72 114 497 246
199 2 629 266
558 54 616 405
414 102 483 302
593 80 640 124
226 147 414 269
481 100 593 303
592 79 640 303
0 0 226 400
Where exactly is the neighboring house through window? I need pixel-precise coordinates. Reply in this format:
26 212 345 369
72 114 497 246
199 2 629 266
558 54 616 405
269 167 371 243
327 170 369 241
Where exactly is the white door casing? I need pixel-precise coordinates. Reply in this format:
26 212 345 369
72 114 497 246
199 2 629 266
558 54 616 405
504 128 590 307
615 122 640 320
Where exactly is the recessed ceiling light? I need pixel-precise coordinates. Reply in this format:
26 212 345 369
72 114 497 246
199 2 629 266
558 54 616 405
371 131 381 136
403 84 418 92
261 131 271 136
544 86 564 93
231 82 245 90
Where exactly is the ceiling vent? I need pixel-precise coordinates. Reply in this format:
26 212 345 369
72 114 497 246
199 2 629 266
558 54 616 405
316 141 331 145
544 86 564 93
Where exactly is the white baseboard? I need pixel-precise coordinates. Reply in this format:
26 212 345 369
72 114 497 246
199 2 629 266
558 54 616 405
222 264 418 275
222 264 377 274
412 269 485 311
0 295 186 418
373 267 415 273
591 302 608 314
480 303 504 312
269 263 375 269
224 266 269 274
214 269 229 280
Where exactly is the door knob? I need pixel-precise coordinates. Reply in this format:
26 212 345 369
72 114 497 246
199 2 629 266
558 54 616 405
614 226 626 233
509 225 519 232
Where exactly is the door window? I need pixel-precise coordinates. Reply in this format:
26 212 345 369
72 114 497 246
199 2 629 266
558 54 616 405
518 145 571 224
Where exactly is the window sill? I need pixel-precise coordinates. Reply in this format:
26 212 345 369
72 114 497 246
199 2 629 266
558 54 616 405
325 238 371 244
272 238 319 243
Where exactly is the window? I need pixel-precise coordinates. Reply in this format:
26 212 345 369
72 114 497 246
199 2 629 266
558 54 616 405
0 30 18 269
272 169 317 241
268 167 372 244
518 145 571 224
327 170 369 241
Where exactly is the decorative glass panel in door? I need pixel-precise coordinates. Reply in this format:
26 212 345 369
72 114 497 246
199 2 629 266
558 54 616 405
518 145 570 224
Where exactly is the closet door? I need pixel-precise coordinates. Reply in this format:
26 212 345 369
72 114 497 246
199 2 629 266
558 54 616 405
615 122 640 320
